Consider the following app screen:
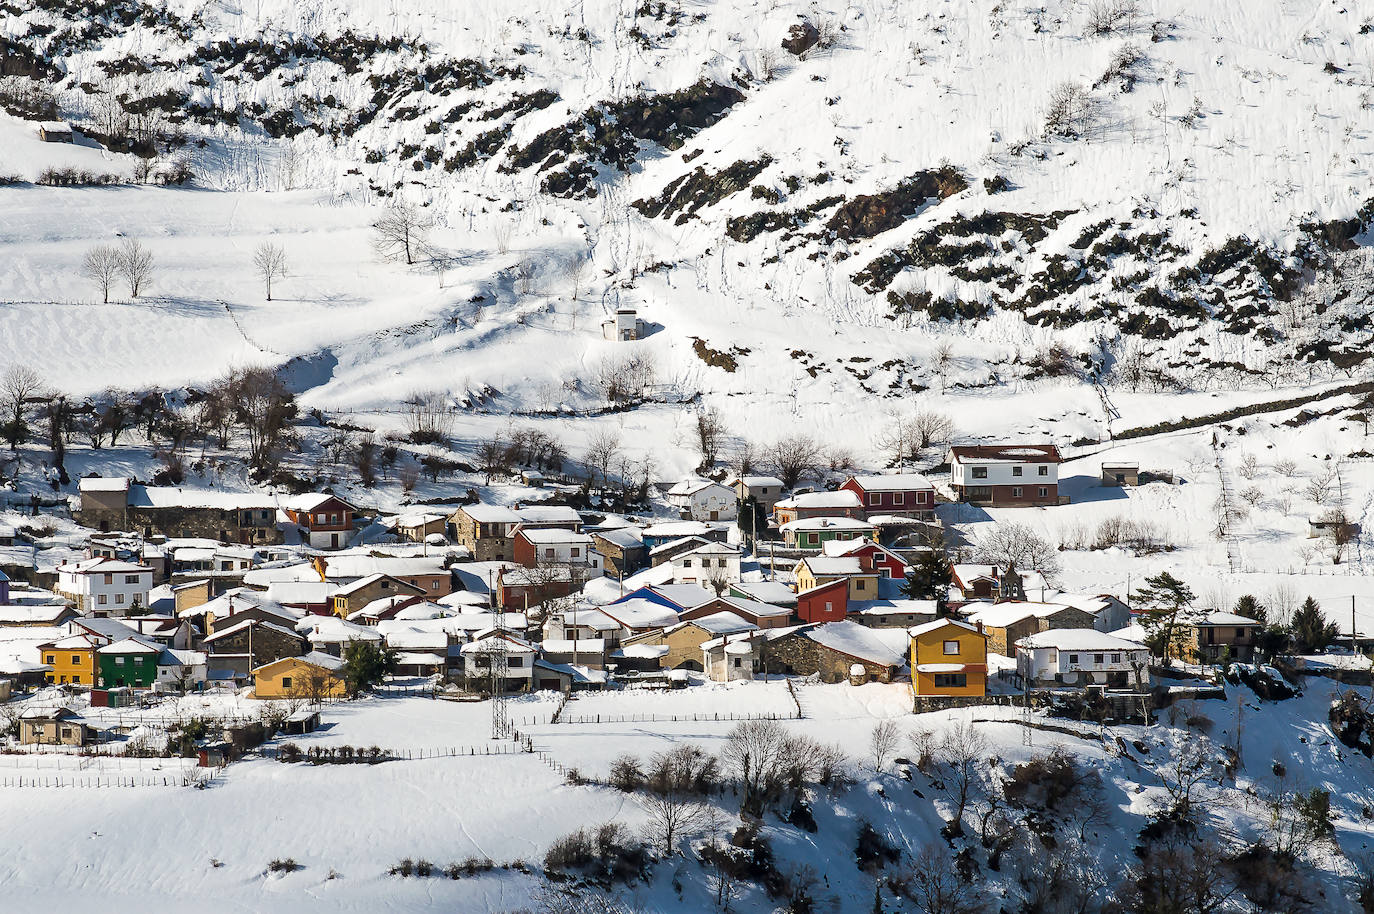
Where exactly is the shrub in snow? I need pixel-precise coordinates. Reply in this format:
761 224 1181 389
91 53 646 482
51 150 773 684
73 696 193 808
1003 747 1087 813
854 821 900 873
267 859 301 874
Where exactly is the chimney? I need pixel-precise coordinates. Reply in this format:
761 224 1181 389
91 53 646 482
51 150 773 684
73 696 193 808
976 621 984 634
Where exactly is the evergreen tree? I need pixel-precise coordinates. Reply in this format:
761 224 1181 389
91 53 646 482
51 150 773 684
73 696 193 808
1234 594 1267 626
341 640 398 698
1132 571 1196 662
902 536 952 616
1292 596 1340 653
736 495 768 545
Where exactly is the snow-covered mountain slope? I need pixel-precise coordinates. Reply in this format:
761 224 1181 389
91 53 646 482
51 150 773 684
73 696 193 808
2 0 1373 439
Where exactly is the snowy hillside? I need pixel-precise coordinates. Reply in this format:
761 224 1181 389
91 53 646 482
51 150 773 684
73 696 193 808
0 0 1373 441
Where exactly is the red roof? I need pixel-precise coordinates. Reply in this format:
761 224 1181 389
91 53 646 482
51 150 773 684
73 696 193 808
949 444 1062 463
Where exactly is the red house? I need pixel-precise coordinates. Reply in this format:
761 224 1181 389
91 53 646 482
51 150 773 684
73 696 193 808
823 539 909 579
284 494 357 550
840 474 936 520
796 578 849 624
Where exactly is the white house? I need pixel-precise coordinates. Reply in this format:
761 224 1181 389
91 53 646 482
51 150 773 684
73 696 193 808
514 528 600 570
55 558 154 616
459 631 537 688
1014 629 1150 689
947 444 1063 508
156 648 208 689
670 542 743 588
666 479 738 522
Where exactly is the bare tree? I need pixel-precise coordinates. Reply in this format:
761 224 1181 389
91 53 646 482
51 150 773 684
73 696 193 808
892 844 987 914
975 523 1061 578
117 237 154 298
694 406 727 469
938 722 988 837
373 201 431 265
82 245 121 303
253 242 288 301
515 258 538 296
768 434 823 489
640 792 709 856
565 254 591 301
583 429 622 488
721 718 794 818
870 719 901 773
1043 82 1097 139
912 409 955 451
730 440 759 478
402 390 453 444
933 341 956 391
0 365 43 450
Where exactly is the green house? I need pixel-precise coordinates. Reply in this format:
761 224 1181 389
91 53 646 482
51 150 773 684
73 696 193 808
779 517 877 549
97 638 161 688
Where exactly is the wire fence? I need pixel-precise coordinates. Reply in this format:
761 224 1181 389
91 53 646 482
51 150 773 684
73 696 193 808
0 771 217 788
258 743 531 761
538 711 791 726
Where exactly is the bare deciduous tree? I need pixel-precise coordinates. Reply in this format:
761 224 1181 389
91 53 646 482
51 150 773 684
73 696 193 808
694 406 727 469
975 522 1061 579
1043 82 1097 139
768 434 823 489
938 722 988 837
117 237 154 298
640 792 709 856
253 242 288 301
83 245 121 303
583 429 622 488
0 365 43 450
402 390 453 445
891 844 987 914
870 719 901 773
373 201 431 265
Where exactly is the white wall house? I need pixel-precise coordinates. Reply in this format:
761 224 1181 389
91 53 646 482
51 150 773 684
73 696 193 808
56 558 154 616
671 542 743 587
666 479 738 522
730 475 785 513
1015 629 1150 688
515 529 600 570
947 445 1063 507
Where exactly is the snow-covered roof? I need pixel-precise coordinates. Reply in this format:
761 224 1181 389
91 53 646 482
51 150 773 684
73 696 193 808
593 527 645 549
541 637 606 654
78 476 130 493
394 651 446 666
265 582 336 605
733 475 784 488
202 618 302 644
730 581 797 605
515 505 582 525
647 584 714 608
96 637 161 655
395 512 446 527
851 599 939 617
805 620 909 666
951 564 999 582
642 521 713 538
59 557 151 575
910 617 985 638
381 627 450 651
460 632 537 654
802 556 867 577
847 474 934 492
297 616 382 643
1196 612 1261 627
965 601 1073 628
674 611 756 636
949 444 1062 463
129 485 278 510
1016 629 1147 652
38 121 71 132
667 478 729 497
600 598 679 630
253 650 344 673
0 604 71 625
459 503 521 524
610 643 670 660
558 609 621 632
780 517 874 533
776 490 863 510
516 528 591 545
672 541 741 561
649 535 712 556
717 596 791 619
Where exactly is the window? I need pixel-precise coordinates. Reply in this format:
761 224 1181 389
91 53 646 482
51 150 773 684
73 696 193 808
1038 487 1048 498
116 593 125 605
894 492 904 505
330 513 339 524
1069 654 1078 664
103 573 113 585
71 654 80 665
71 675 81 684
430 581 438 590
570 547 580 558
45 654 54 664
1012 487 1022 498
856 579 866 591
1111 653 1121 663
98 594 107 605
918 491 928 504
868 493 880 506
972 466 988 479
1038 466 1048 476
1235 627 1245 638
1012 466 1023 477
316 513 326 524
683 559 692 568
933 673 967 688
718 559 727 568
281 676 292 689
1094 654 1104 664
544 548 555 559
733 657 742 668
509 656 523 668
943 640 960 655
808 533 818 546
61 727 72 739
125 575 139 584
824 601 833 612
115 656 125 665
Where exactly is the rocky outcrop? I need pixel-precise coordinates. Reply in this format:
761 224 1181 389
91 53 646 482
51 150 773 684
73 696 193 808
781 21 820 56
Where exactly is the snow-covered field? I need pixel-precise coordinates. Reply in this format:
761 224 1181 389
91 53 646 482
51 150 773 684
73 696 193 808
3 677 1374 913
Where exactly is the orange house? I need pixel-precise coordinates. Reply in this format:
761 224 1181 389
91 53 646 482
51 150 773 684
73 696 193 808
38 634 102 686
910 619 987 697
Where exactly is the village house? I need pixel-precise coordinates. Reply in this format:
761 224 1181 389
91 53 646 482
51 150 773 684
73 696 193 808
252 652 347 700
55 557 154 616
679 595 792 630
702 631 764 682
38 121 73 142
670 542 742 589
96 637 163 688
592 527 647 578
202 618 307 678
666 479 738 522
649 535 715 567
77 478 283 544
910 618 988 697
0 603 78 628
331 574 427 619
728 581 798 609
794 556 880 601
459 631 537 691
545 607 623 647
1015 629 1150 689
1048 592 1132 634
497 565 576 610
795 578 849 624
283 494 358 550
657 612 757 670
641 521 724 552
758 620 908 684
849 598 938 629
512 528 598 570
947 444 1063 508
299 616 384 657
1179 611 1261 663
20 706 92 746
37 633 103 685
964 601 1097 657
449 504 521 561
597 598 682 640
780 517 876 550
730 475 785 514
394 513 448 544
821 539 910 579
773 490 865 526
155 648 208 690
840 474 936 520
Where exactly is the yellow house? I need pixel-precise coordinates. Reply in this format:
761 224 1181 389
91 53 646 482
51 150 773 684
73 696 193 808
38 634 101 686
251 652 347 700
910 619 988 697
794 557 880 601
